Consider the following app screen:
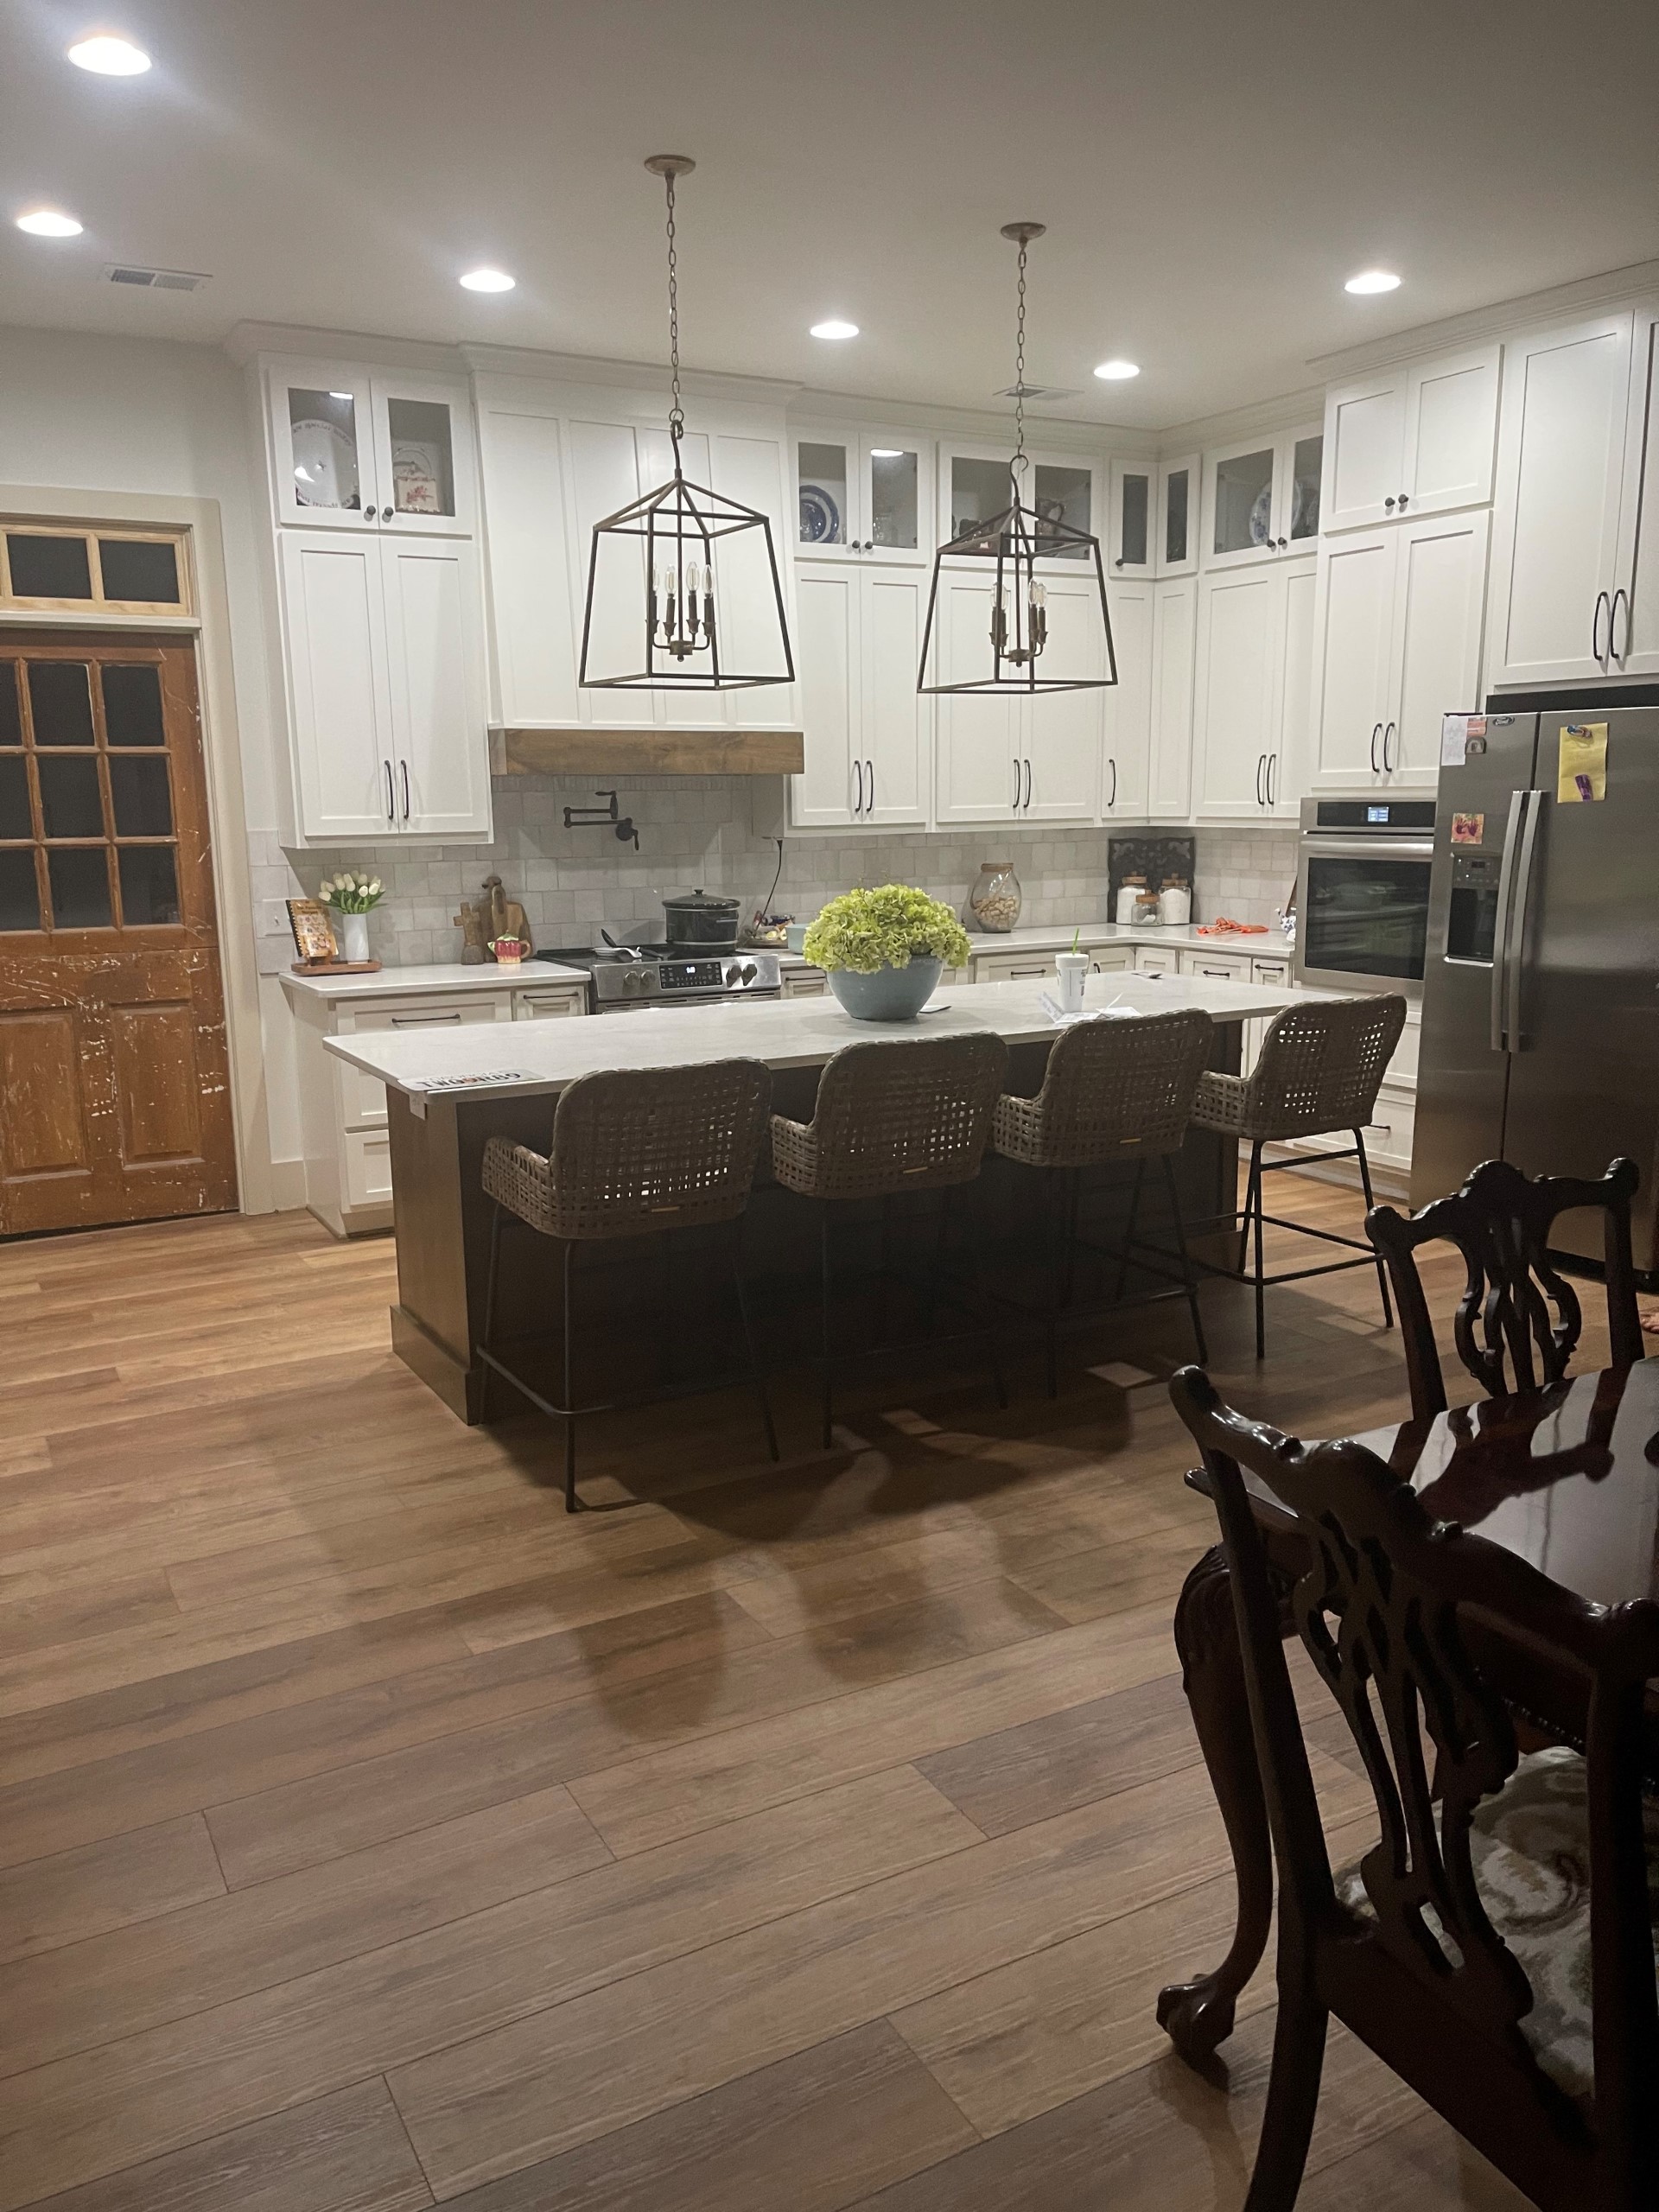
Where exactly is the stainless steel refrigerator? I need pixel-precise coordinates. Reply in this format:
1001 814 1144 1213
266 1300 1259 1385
1414 702 1659 1279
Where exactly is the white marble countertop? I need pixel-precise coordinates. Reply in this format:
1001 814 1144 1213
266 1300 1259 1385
959 921 1291 958
323 970 1318 1103
280 960 588 1002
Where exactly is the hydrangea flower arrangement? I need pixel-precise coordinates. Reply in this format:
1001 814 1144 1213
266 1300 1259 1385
802 884 970 974
317 871 385 914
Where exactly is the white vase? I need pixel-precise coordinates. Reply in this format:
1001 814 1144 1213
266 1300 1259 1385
337 910 371 963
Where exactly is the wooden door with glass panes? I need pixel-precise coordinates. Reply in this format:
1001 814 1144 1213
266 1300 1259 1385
0 632 237 1234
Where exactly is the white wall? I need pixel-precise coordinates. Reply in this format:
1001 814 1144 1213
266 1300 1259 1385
0 322 304 1177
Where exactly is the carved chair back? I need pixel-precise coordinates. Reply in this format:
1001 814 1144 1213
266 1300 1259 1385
1366 1155 1643 1421
1170 1363 1659 2209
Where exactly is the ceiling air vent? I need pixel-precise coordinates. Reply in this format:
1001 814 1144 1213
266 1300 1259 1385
102 264 211 292
993 380 1077 403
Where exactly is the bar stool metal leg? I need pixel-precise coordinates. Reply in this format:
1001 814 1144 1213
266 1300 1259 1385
1249 1141 1267 1361
1161 1154 1209 1365
561 1238 578 1511
728 1220 779 1463
1351 1128 1395 1330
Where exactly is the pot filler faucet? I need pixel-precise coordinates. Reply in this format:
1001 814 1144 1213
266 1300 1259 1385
562 789 639 850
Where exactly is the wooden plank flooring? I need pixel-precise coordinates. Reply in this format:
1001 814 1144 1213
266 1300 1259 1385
0 1184 1577 2210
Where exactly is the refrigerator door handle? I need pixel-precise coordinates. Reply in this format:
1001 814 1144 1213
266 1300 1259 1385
1490 789 1529 1052
1504 788 1543 1052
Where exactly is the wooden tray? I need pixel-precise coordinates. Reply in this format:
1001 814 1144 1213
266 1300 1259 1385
291 959 383 975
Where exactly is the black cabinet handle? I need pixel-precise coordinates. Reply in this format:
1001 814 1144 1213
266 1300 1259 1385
1109 756 1117 807
1370 721 1382 773
1382 721 1396 772
1266 752 1277 807
1592 590 1611 662
1023 757 1033 810
1611 587 1630 663
400 760 410 819
866 760 874 811
1255 753 1266 806
383 760 395 823
1384 497 1396 512
1012 756 1020 811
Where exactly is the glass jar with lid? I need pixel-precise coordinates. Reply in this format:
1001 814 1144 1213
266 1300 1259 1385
969 860 1022 934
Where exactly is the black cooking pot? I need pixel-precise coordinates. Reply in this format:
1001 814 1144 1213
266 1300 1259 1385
662 887 741 950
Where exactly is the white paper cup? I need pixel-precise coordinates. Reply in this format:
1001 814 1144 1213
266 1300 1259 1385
1056 950 1089 1013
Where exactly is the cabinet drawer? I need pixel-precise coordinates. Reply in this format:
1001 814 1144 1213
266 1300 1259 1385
1087 947 1134 973
1179 947 1251 981
343 1128 393 1212
974 951 1060 983
512 985 588 1020
781 969 830 997
339 995 507 1127
1134 946 1178 976
1250 957 1291 986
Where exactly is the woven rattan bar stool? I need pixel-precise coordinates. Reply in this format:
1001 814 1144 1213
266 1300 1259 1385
476 1058 776 1510
992 1007 1215 1394
771 1033 1009 1448
1187 992 1408 1360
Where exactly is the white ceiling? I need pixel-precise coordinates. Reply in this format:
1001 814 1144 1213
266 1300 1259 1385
3 0 1658 429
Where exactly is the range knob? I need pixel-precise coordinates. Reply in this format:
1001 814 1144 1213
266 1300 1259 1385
623 969 645 993
727 960 758 987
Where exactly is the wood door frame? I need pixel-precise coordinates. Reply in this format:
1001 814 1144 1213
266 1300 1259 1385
0 483 275 1213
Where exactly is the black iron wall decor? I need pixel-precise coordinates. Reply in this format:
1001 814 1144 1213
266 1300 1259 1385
579 156 794 695
918 222 1116 697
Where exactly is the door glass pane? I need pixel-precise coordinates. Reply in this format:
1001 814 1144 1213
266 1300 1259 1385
288 386 362 512
1033 464 1091 559
110 754 174 836
0 755 30 839
798 442 849 545
1303 855 1429 980
98 537 181 603
37 755 105 839
119 844 180 925
29 663 95 746
868 448 918 550
0 849 40 931
950 456 1012 543
0 664 19 745
101 664 166 747
7 534 93 599
47 847 113 929
385 397 457 518
1214 448 1274 556
1165 467 1190 565
1290 434 1323 540
1118 472 1149 566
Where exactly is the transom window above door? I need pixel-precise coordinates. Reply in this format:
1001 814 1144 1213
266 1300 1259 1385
0 653 181 932
0 525 192 615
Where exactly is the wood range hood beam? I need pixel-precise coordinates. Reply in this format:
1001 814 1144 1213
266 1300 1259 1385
495 728 804 777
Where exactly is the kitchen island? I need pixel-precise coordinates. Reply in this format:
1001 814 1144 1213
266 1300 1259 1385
326 970 1314 1420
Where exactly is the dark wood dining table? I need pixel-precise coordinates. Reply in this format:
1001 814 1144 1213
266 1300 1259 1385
1157 1356 1659 2066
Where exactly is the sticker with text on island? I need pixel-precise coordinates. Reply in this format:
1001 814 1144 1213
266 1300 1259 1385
1450 812 1484 846
1557 721 1608 804
1440 713 1487 766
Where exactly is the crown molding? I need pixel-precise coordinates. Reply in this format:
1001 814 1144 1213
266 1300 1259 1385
1154 382 1327 453
786 385 1158 458
221 320 467 372
1305 257 1659 379
461 342 801 409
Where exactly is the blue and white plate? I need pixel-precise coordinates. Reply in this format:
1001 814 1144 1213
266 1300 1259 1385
799 483 841 544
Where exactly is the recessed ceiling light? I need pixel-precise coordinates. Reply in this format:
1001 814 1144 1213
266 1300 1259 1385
1344 269 1401 296
810 319 859 341
67 33 151 73
1093 359 1140 381
460 266 514 293
16 208 84 238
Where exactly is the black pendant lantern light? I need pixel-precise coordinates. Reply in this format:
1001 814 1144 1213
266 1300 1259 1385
918 223 1116 696
579 156 794 694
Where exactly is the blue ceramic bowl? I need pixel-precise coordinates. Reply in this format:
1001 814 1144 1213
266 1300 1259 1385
826 958 943 1022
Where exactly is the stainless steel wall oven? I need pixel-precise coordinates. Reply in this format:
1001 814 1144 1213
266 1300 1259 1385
1293 796 1436 997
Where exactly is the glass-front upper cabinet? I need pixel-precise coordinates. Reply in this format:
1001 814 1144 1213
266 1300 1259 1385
1203 426 1322 569
1109 460 1154 578
267 361 476 536
942 447 1099 566
1157 453 1199 576
793 430 930 563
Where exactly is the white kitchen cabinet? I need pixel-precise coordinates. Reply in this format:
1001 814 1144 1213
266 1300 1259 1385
931 570 1103 824
277 529 493 842
1192 556 1313 818
1202 426 1323 569
1610 305 1659 675
266 360 477 536
791 563 928 828
973 947 1065 983
1156 454 1201 578
1322 346 1500 533
511 982 588 1019
1485 308 1635 687
939 445 1102 569
1310 511 1487 790
780 969 830 998
1179 946 1251 982
1109 460 1155 579
794 429 931 564
1134 944 1178 976
1147 575 1198 817
1103 577 1152 816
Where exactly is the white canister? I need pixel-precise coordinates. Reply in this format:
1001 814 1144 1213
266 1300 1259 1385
1115 878 1145 925
1158 881 1192 927
1055 949 1089 1014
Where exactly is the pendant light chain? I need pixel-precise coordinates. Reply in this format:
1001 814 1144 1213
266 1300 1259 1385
664 168 684 455
1011 232 1029 482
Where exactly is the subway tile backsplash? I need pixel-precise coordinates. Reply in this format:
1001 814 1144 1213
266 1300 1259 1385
255 780 1300 966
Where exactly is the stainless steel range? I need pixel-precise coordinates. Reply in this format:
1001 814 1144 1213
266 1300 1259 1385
531 944 782 1013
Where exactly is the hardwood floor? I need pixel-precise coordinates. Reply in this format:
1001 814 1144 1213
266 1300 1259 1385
0 1179 1581 2210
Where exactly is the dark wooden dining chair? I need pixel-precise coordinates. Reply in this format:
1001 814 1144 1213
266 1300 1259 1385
1170 1363 1659 2212
1365 1155 1644 1421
